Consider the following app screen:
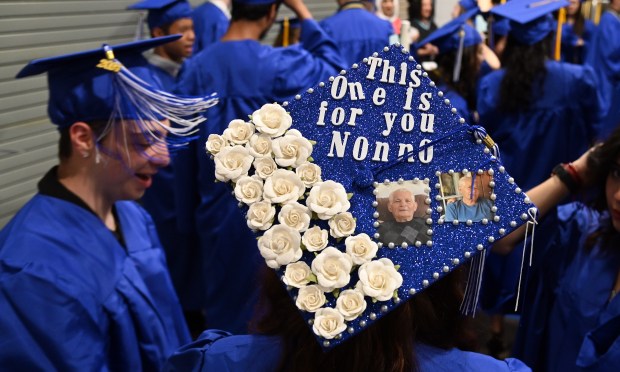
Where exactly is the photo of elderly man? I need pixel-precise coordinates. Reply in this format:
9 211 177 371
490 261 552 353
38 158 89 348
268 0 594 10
377 188 430 246
444 176 493 222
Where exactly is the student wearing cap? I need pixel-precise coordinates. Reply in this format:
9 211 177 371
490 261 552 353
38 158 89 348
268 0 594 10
493 125 620 371
128 0 204 332
193 0 231 53
128 0 195 91
478 0 600 191
585 0 620 139
0 36 216 370
320 0 394 66
561 0 596 65
176 0 345 335
417 7 487 125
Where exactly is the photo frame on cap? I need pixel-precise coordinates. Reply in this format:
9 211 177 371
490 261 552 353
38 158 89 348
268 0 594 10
206 43 534 349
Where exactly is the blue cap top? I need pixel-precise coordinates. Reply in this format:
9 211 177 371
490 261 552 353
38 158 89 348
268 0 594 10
491 0 569 45
459 0 478 10
491 16 511 37
417 7 481 53
128 0 192 29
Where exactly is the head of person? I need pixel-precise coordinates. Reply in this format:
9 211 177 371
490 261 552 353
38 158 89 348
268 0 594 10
231 0 281 39
376 0 398 19
16 36 215 202
250 263 474 372
387 188 418 222
409 0 434 21
418 8 483 107
458 176 480 206
452 0 477 18
491 0 569 112
128 0 195 62
586 126 620 233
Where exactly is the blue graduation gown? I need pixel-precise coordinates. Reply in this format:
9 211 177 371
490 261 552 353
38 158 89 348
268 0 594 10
175 19 345 334
166 330 532 371
0 189 190 370
192 1 229 53
319 7 393 66
514 203 620 371
477 60 600 191
561 20 596 65
585 10 620 131
437 82 475 125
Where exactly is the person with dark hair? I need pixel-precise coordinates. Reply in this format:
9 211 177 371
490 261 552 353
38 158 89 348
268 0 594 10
408 0 437 42
319 0 394 66
478 0 600 191
192 0 231 53
417 7 486 124
0 36 216 370
176 0 345 335
561 0 596 65
493 124 620 370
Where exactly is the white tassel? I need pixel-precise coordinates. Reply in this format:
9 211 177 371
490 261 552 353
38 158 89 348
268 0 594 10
514 207 539 311
453 27 465 83
460 248 487 316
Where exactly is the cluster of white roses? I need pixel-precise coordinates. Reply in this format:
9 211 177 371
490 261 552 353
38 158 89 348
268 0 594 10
206 103 403 340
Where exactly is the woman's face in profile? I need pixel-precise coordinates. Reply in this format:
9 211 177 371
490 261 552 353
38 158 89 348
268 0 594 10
606 159 620 232
96 120 170 202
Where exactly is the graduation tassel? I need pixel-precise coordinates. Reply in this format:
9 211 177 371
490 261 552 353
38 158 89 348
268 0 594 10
453 27 466 83
282 17 290 47
554 7 566 61
594 0 603 25
98 44 218 148
134 11 146 41
460 248 486 316
514 207 539 311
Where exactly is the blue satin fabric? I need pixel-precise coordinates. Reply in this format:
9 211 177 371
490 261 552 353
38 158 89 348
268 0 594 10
319 7 393 67
477 60 600 191
166 330 532 371
192 1 229 53
514 203 620 371
585 11 620 138
0 195 190 370
175 19 345 334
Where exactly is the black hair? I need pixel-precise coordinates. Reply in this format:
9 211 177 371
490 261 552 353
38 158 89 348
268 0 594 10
232 1 279 21
498 33 552 113
433 44 481 111
408 0 435 21
58 120 109 160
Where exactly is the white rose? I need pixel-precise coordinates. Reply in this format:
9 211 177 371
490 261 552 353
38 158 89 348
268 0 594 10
258 225 302 269
263 169 305 204
356 258 403 301
344 233 377 265
213 145 253 182
252 103 292 138
253 157 277 179
295 285 326 312
336 289 367 321
296 162 322 187
246 201 276 231
205 134 227 155
284 261 313 288
246 133 272 158
234 175 263 205
328 212 356 238
313 308 347 339
302 226 329 252
311 247 353 292
272 129 313 168
278 202 311 232
306 181 351 220
223 119 255 145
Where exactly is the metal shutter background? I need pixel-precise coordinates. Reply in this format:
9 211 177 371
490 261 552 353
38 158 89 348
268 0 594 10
0 0 337 228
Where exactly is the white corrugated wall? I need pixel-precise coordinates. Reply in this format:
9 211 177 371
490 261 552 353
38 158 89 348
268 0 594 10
0 0 338 228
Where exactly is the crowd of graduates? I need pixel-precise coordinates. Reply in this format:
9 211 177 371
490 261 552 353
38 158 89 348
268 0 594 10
0 0 619 370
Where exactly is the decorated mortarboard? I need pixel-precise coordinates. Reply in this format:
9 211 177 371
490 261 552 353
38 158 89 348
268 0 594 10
128 0 193 30
16 36 217 148
205 44 535 349
490 0 569 45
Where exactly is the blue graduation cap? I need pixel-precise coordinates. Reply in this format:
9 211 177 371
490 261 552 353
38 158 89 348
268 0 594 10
16 36 217 147
459 0 478 11
128 0 193 30
490 0 569 45
205 44 534 349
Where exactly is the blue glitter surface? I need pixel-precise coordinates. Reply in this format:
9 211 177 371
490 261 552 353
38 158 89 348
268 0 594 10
219 44 533 349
